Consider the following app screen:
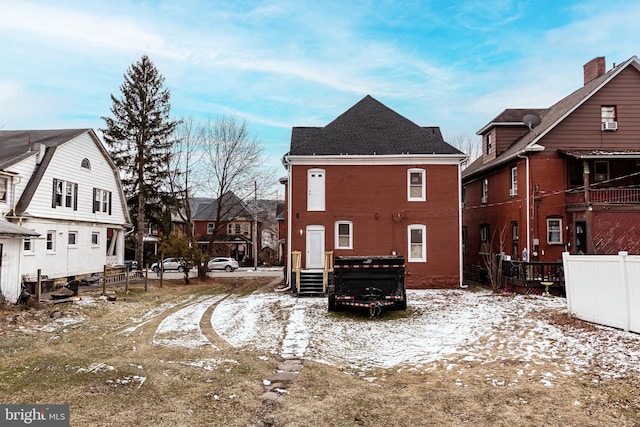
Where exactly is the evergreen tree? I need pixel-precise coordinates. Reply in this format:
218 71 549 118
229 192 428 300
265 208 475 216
101 55 178 267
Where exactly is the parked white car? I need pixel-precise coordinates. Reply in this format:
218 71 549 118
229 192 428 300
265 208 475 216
151 258 186 273
207 257 239 272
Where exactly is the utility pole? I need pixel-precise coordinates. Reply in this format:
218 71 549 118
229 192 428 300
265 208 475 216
254 180 258 270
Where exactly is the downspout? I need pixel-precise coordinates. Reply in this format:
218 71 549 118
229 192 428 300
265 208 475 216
458 158 467 288
517 152 531 261
279 155 293 291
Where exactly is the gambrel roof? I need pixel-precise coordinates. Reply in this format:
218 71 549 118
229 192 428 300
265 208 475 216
288 95 462 156
463 55 640 180
0 129 87 170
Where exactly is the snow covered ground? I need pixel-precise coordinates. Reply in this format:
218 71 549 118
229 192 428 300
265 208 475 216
142 287 640 384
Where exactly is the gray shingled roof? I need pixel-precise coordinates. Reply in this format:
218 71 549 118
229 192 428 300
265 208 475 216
0 129 88 170
288 95 462 156
0 220 40 238
463 56 640 180
191 191 254 221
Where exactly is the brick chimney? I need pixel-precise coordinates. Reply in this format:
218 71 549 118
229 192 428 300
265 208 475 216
583 56 606 84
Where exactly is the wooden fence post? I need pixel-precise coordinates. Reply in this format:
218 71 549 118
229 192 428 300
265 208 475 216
102 265 107 295
36 269 42 305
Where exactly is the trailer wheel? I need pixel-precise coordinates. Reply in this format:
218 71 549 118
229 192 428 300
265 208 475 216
328 293 337 311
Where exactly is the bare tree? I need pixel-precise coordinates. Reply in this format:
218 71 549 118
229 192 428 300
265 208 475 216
198 116 276 256
445 133 482 166
482 221 509 292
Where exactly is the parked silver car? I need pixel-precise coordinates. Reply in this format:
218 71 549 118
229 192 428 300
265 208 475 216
151 257 186 273
207 257 239 272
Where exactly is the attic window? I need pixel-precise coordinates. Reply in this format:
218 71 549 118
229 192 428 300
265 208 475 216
601 106 616 122
81 158 91 169
486 133 493 155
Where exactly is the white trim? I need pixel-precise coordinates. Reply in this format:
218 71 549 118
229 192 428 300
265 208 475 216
407 168 426 201
407 224 426 262
334 221 353 250
286 154 466 166
547 218 563 245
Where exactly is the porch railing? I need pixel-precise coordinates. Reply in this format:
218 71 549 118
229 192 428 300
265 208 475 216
323 251 334 293
566 187 640 206
501 260 565 295
291 251 302 294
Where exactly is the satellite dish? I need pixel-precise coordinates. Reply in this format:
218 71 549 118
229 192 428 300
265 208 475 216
522 114 541 129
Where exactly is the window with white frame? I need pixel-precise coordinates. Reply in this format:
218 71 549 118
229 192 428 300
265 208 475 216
481 178 488 204
408 224 426 262
601 105 617 123
407 168 426 201
335 221 353 249
510 167 518 196
547 218 562 245
68 231 78 247
243 223 250 235
46 230 56 252
0 177 7 202
23 236 34 254
486 133 493 155
209 223 216 235
307 168 326 211
92 188 112 214
81 158 91 169
53 179 78 209
91 232 100 246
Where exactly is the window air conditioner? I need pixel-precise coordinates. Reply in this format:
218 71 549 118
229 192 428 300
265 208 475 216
602 121 618 131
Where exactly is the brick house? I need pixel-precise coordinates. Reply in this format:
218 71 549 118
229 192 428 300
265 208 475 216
462 56 640 273
191 191 261 264
281 95 467 288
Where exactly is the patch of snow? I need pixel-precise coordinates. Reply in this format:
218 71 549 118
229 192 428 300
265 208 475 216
153 295 225 348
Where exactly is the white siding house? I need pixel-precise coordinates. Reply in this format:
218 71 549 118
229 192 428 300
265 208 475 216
0 129 131 302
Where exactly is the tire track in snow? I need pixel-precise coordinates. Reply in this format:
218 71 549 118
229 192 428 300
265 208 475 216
153 294 227 348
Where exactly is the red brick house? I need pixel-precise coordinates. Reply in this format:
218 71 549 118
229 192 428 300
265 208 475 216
462 56 640 274
191 191 260 264
281 95 467 289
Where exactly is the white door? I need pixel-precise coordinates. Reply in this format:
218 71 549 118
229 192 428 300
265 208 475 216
306 225 325 269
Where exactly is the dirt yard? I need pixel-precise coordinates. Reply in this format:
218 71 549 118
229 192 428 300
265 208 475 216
1 277 639 426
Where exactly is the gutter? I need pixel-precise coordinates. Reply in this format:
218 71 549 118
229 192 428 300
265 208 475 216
458 157 468 288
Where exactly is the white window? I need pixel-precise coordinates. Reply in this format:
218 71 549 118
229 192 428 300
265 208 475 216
209 223 216 234
407 168 426 201
93 188 112 214
23 237 34 254
547 218 562 245
307 168 326 211
68 231 78 247
486 133 492 155
481 178 488 204
408 224 426 262
601 105 616 123
91 232 100 246
0 177 7 202
510 167 518 196
53 179 78 209
335 221 353 249
243 224 250 235
46 231 56 252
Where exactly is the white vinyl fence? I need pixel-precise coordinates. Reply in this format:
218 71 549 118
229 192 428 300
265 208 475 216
562 252 640 333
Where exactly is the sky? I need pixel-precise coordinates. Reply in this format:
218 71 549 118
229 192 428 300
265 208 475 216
2 0 640 173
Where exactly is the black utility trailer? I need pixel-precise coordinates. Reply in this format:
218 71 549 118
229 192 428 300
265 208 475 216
328 255 406 317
